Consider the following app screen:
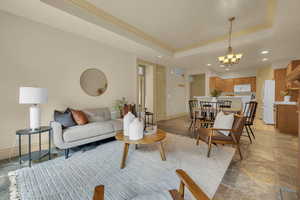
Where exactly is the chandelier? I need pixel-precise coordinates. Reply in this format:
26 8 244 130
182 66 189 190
218 17 242 66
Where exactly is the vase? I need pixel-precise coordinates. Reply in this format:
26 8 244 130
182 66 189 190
284 96 291 102
123 112 135 136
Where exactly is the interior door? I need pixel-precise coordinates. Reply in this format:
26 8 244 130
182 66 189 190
155 65 166 121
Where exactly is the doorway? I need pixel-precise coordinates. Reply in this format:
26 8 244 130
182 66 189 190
190 74 206 98
136 60 166 122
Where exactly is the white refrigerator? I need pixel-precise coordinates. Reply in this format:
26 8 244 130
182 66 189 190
263 80 275 124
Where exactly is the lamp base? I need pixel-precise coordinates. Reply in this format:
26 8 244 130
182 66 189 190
30 105 41 130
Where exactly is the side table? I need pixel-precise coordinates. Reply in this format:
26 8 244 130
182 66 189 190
16 126 52 167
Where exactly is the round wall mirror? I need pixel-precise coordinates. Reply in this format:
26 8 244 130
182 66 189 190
80 68 108 96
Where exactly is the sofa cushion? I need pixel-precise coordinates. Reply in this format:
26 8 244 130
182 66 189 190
83 108 111 122
63 121 114 143
70 109 89 125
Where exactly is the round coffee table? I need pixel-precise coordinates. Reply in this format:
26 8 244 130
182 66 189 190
115 129 167 169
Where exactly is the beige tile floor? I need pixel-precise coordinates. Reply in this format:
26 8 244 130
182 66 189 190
157 116 299 200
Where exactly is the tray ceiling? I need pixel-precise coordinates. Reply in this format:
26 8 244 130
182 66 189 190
84 0 273 51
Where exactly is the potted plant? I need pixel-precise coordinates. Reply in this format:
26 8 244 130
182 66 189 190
210 89 222 102
280 90 291 102
114 97 128 118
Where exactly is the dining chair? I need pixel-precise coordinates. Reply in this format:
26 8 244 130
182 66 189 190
218 100 232 108
93 169 210 200
198 101 222 128
196 114 246 160
188 100 203 130
243 101 258 143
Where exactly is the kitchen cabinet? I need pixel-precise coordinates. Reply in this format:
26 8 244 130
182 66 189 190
286 66 300 195
275 104 298 135
286 60 300 89
209 76 256 92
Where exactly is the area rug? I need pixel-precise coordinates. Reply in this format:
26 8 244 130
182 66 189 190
9 133 235 200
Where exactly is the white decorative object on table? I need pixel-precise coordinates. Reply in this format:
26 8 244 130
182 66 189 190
129 118 144 140
213 112 234 136
284 95 291 102
123 112 135 136
19 87 48 130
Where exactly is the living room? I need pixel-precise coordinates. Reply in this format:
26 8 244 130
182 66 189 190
0 0 299 200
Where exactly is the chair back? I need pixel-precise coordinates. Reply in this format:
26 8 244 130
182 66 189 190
243 101 258 125
230 115 246 141
218 100 232 108
199 101 222 121
188 99 199 119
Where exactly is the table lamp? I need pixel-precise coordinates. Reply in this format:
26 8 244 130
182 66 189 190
19 87 48 130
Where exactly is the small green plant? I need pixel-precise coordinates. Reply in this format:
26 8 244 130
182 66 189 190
210 89 222 97
280 90 290 97
114 97 128 111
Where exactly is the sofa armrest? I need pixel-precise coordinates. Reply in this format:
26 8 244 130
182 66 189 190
50 121 65 149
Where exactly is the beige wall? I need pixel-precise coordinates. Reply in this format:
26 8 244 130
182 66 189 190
256 65 273 119
166 67 187 117
0 12 137 159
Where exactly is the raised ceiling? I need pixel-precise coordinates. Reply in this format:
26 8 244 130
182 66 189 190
85 0 271 51
0 0 300 76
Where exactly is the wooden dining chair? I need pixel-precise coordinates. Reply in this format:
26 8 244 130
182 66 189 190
218 100 232 108
93 169 210 200
196 115 246 160
243 101 258 143
188 100 203 130
198 101 222 128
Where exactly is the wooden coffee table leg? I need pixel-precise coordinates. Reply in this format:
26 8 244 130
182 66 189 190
121 143 129 169
159 142 166 161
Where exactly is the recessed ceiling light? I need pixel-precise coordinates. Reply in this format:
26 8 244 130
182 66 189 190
261 50 269 54
262 58 268 61
225 68 230 71
207 64 212 66
220 65 225 68
157 55 162 58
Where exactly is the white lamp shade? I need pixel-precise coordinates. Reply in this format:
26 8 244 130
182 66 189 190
19 87 48 104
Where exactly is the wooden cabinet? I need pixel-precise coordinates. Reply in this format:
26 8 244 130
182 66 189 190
275 104 298 135
286 60 300 89
274 68 287 101
209 77 223 91
274 61 300 102
286 66 300 195
209 76 256 92
223 79 234 92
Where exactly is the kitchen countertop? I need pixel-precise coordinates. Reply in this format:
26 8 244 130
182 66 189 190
274 101 297 105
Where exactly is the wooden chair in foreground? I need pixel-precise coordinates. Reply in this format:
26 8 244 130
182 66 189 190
196 115 246 160
93 169 210 200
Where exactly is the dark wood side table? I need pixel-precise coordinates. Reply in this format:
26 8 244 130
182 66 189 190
16 126 52 167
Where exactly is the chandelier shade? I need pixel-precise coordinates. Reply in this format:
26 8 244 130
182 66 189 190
218 17 242 66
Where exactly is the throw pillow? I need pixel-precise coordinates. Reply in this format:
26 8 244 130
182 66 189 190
71 109 89 125
54 108 77 128
213 111 234 136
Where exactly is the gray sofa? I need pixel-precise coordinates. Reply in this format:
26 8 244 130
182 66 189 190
51 108 122 158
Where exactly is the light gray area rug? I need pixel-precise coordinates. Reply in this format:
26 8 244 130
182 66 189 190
9 134 235 200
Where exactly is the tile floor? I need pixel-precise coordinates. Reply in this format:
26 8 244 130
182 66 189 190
0 116 298 200
157 116 299 200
